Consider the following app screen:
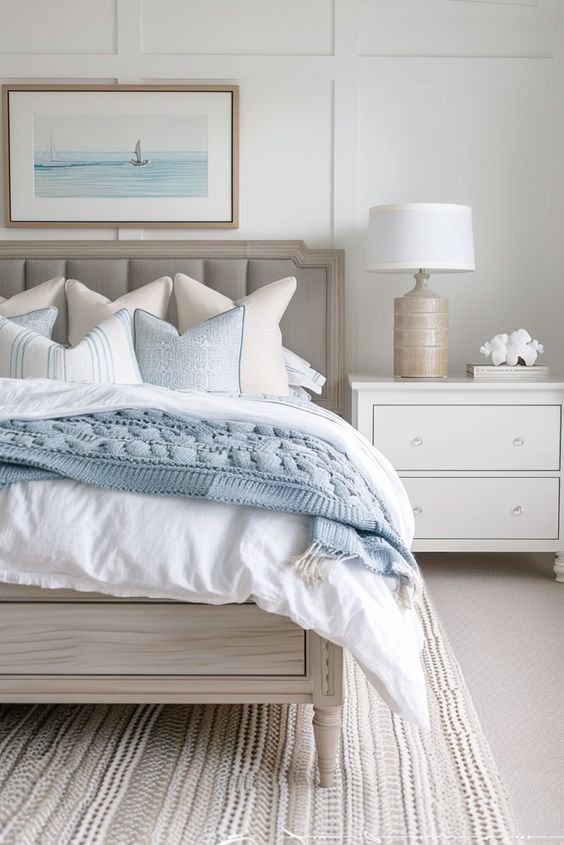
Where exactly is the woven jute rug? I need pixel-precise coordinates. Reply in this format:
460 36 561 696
0 590 515 845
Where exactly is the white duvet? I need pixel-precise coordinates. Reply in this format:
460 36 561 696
0 379 428 729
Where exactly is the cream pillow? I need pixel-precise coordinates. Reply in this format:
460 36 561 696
0 276 65 317
66 277 173 346
174 274 296 395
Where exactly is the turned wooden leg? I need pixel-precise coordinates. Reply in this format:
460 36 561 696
554 553 564 583
312 704 341 787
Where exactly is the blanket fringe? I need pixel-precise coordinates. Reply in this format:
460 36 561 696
291 541 355 587
292 543 417 609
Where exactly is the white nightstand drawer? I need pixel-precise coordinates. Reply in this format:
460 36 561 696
404 477 560 539
373 405 561 471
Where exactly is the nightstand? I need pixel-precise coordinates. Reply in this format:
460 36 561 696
349 375 564 583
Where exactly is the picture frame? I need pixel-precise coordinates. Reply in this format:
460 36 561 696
2 84 239 228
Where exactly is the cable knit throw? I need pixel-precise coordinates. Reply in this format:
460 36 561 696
0 409 419 606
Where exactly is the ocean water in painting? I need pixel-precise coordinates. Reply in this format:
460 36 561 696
34 151 208 198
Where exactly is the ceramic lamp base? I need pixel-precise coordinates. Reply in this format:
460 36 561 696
393 271 448 378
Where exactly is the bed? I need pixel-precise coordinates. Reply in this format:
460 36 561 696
0 239 426 788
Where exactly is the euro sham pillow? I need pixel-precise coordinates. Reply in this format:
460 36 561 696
66 276 173 346
174 274 296 396
9 307 58 338
0 277 66 340
134 307 245 391
289 385 313 401
0 309 141 384
283 347 326 395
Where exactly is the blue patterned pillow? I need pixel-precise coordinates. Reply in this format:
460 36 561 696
134 307 245 391
10 307 58 338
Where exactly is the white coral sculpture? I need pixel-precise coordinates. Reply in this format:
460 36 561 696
480 333 508 366
480 329 544 367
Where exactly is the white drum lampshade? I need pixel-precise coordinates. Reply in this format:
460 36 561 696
366 203 475 377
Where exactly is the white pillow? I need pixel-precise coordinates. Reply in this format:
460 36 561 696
289 385 313 401
0 276 66 342
174 274 296 395
0 309 141 384
66 277 173 346
283 347 326 395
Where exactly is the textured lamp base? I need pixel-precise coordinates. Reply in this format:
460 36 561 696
394 271 448 378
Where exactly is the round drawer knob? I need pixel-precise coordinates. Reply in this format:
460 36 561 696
413 506 423 516
412 437 423 447
512 505 524 516
513 437 525 448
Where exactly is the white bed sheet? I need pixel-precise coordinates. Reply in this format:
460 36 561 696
0 379 428 729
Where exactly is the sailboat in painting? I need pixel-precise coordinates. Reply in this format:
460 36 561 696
36 130 73 168
130 139 149 167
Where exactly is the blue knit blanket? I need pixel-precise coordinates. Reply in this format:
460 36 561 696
0 408 419 605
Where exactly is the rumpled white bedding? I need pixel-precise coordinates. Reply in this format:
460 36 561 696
0 379 428 728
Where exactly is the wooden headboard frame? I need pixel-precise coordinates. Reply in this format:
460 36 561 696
0 240 345 414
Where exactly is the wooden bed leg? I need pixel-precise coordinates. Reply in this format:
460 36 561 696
309 633 343 787
312 704 342 788
555 552 564 583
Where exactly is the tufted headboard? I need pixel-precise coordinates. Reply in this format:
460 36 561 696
0 240 345 414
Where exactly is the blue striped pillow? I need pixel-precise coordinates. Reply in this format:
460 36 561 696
0 309 142 383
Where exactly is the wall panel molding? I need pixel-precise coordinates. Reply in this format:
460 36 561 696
0 0 117 56
358 4 555 58
140 0 334 58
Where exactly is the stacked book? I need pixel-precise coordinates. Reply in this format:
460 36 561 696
466 364 550 379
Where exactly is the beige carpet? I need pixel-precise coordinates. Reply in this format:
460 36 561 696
0 590 515 845
424 552 564 842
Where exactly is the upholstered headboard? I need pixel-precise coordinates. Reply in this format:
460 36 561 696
0 240 345 414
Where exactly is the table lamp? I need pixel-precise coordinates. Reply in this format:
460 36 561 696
366 203 475 378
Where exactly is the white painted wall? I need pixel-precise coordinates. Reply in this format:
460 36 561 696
0 0 563 375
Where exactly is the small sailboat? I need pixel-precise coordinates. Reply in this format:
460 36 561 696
129 139 149 167
35 130 72 168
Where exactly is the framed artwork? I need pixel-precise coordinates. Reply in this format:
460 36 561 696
2 84 239 228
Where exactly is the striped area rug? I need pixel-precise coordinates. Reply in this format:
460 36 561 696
0 591 515 844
